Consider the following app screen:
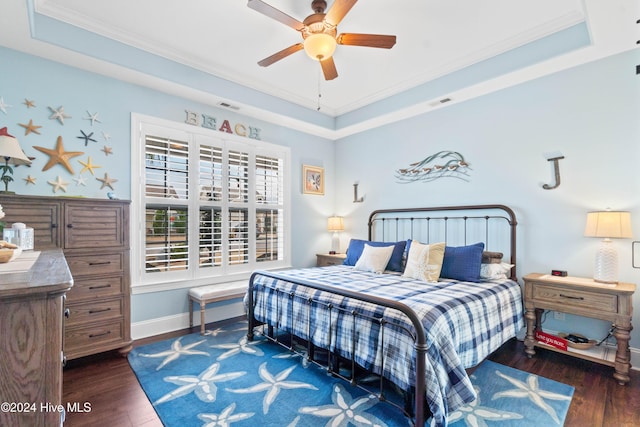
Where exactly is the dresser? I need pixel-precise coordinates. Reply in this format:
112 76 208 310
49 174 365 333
523 273 635 385
0 250 72 427
0 195 132 360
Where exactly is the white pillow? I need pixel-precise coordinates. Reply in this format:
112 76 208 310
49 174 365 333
354 244 394 274
480 262 514 280
402 241 445 282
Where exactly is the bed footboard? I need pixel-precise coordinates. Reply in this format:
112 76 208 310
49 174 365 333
247 270 428 426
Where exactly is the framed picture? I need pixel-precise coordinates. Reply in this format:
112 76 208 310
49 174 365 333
302 165 324 195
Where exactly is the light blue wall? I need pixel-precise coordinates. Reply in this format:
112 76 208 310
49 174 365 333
0 46 336 322
335 49 640 346
3 44 640 346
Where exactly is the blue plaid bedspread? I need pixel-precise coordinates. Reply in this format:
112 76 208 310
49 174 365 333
247 265 524 427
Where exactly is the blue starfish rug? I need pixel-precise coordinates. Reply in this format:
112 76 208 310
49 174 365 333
128 321 574 426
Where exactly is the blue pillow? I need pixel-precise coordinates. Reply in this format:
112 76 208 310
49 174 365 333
343 239 406 272
440 242 485 282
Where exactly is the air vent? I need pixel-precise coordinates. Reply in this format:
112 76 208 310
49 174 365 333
218 102 240 111
428 97 453 107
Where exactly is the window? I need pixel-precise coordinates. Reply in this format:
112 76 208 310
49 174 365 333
132 115 290 289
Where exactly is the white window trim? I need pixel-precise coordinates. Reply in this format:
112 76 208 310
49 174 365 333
130 113 291 294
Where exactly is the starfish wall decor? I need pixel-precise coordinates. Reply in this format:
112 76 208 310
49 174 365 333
78 156 101 175
33 136 84 174
48 106 71 124
19 119 42 135
96 172 117 190
77 130 97 146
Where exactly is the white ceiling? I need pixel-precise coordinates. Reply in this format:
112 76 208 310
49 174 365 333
1 0 638 137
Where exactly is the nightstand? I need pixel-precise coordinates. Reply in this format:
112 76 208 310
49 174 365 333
316 253 347 267
523 273 636 385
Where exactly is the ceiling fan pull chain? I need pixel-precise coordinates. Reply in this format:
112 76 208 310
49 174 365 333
317 68 322 111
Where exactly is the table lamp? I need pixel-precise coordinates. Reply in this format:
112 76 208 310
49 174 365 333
584 211 633 284
327 216 344 254
0 127 32 193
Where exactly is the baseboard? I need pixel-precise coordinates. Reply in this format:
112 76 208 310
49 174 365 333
131 300 245 340
515 327 640 372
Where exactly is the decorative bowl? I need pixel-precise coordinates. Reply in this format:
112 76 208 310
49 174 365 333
0 249 14 263
559 333 597 350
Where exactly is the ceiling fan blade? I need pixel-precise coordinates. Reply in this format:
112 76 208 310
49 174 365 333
258 43 304 67
324 0 358 27
337 33 396 49
320 57 338 80
247 0 304 31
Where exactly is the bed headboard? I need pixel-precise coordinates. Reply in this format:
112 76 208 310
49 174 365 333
367 204 518 280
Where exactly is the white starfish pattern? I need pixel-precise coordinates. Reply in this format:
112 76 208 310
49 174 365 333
197 403 254 427
139 337 209 370
273 342 310 368
211 336 265 361
204 324 246 337
447 385 523 427
492 370 572 424
154 362 245 405
226 362 318 414
299 383 387 427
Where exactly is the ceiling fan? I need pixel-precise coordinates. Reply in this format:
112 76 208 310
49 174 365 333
248 0 396 80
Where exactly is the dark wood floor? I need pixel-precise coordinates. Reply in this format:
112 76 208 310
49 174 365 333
63 320 640 427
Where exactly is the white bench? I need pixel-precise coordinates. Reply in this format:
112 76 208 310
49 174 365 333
188 282 247 335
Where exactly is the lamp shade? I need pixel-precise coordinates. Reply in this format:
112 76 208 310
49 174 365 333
584 211 633 239
327 216 344 232
303 33 337 60
0 127 31 165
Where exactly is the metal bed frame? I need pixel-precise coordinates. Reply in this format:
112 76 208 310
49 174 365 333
246 204 518 426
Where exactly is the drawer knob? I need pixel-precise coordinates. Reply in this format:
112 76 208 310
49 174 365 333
89 284 112 290
89 261 112 266
88 308 112 314
64 308 70 318
67 224 74 228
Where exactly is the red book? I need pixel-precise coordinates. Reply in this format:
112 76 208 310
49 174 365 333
535 330 568 351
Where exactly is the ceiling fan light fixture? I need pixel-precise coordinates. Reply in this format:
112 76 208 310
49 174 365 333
303 33 337 61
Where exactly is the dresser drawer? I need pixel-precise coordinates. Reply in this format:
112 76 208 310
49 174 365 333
66 252 124 277
533 283 618 313
66 276 124 301
65 319 125 352
66 297 123 326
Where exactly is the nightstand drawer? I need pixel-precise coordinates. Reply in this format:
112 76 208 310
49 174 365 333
533 283 618 313
316 253 347 267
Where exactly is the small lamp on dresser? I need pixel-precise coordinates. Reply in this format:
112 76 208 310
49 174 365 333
584 210 633 284
0 127 32 193
327 216 344 254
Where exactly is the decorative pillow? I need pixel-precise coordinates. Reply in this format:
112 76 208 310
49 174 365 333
481 251 504 264
343 239 406 272
402 241 446 282
354 244 395 274
480 262 514 280
440 242 485 282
